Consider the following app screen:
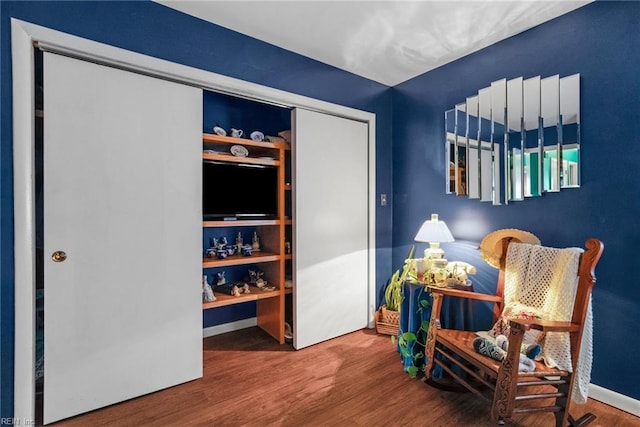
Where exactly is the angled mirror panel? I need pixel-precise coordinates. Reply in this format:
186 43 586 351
561 144 580 187
560 73 580 188
491 79 506 205
466 95 480 199
455 103 468 196
543 146 561 192
541 75 560 192
445 109 456 194
523 76 542 197
478 87 493 202
507 77 524 201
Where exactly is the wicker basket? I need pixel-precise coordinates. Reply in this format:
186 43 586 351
375 305 400 336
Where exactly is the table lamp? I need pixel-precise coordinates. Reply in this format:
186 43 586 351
414 213 454 260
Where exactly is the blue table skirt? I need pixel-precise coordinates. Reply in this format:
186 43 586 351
397 282 476 376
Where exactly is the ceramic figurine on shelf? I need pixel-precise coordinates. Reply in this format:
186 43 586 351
248 269 258 284
241 245 253 256
236 232 243 253
252 231 260 252
225 282 249 297
248 269 266 288
219 236 228 248
202 275 215 302
216 271 226 286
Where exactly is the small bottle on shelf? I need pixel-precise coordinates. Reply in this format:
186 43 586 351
252 231 261 252
236 232 243 254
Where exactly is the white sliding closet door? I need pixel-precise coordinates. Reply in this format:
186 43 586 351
292 109 369 349
42 53 202 424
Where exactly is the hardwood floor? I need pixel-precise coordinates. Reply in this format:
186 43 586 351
54 327 638 426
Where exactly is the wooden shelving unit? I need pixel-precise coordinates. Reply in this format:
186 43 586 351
202 133 291 344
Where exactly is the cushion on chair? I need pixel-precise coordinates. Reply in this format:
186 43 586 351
487 301 546 345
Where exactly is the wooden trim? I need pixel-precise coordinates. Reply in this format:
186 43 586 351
424 292 443 379
428 287 503 303
203 219 280 227
11 18 37 421
203 289 281 309
508 318 581 332
202 252 280 268
203 133 289 150
202 152 280 166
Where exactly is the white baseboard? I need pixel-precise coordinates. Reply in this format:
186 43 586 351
202 317 257 338
589 383 640 417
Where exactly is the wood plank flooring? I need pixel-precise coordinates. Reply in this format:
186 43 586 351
53 327 639 426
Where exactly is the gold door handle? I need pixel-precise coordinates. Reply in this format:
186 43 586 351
52 251 67 263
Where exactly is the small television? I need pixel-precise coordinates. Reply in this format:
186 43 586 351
203 160 278 221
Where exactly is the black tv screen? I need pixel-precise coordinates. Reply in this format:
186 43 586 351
203 161 278 220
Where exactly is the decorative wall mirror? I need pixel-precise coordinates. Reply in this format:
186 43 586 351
444 73 580 204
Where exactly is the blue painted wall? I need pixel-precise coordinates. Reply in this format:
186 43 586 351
392 1 640 400
0 0 393 417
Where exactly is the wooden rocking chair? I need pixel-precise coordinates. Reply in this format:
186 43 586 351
424 237 604 426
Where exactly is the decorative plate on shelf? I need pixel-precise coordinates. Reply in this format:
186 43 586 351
250 131 265 142
230 144 249 157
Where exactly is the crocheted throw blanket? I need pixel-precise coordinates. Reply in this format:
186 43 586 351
504 242 591 404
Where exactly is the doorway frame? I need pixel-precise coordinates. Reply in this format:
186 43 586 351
11 18 376 421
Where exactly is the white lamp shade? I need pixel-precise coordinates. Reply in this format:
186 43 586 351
414 213 454 243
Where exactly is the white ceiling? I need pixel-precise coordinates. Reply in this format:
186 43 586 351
156 0 591 86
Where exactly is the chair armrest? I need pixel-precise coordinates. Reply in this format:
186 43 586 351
508 318 581 333
427 286 503 303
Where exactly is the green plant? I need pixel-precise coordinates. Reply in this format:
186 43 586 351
384 245 416 312
397 291 431 378
383 246 431 379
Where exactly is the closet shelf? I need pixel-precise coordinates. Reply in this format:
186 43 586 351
203 288 281 309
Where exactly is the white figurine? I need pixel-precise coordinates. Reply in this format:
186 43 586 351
216 271 226 286
203 275 216 302
445 261 476 288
